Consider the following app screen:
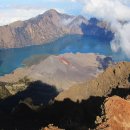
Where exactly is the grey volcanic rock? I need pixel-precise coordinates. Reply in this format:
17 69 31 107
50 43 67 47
0 53 112 91
56 62 130 102
0 9 113 48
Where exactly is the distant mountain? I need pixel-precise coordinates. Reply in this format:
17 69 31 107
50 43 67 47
0 9 113 48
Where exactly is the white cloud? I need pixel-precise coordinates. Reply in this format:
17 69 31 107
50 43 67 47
0 8 47 26
82 0 130 21
74 0 130 58
111 22 130 56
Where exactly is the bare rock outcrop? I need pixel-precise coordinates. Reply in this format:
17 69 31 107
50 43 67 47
56 62 130 102
0 77 30 99
97 96 130 130
41 124 64 130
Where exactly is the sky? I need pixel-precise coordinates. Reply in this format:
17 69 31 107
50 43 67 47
0 0 83 26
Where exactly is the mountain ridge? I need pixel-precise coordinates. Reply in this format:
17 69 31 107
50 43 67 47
0 9 113 48
56 62 130 102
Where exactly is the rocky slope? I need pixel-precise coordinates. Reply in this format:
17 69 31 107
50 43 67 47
0 9 113 48
56 62 130 102
97 96 130 130
0 62 130 130
0 53 113 93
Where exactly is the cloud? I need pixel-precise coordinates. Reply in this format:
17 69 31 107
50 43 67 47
111 22 130 56
0 0 77 26
0 8 47 26
0 6 64 26
74 0 130 58
82 0 130 21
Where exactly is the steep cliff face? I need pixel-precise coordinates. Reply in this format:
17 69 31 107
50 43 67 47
0 9 113 48
0 9 70 48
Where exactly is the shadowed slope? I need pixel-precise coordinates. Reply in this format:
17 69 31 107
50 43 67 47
0 81 58 112
1 87 130 130
0 95 104 130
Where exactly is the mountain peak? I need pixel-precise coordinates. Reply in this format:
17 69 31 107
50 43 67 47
0 9 112 48
44 9 59 15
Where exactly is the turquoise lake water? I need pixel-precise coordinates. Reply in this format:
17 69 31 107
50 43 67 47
0 35 128 76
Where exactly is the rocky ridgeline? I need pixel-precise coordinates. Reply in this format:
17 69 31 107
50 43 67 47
0 9 112 48
56 62 130 102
